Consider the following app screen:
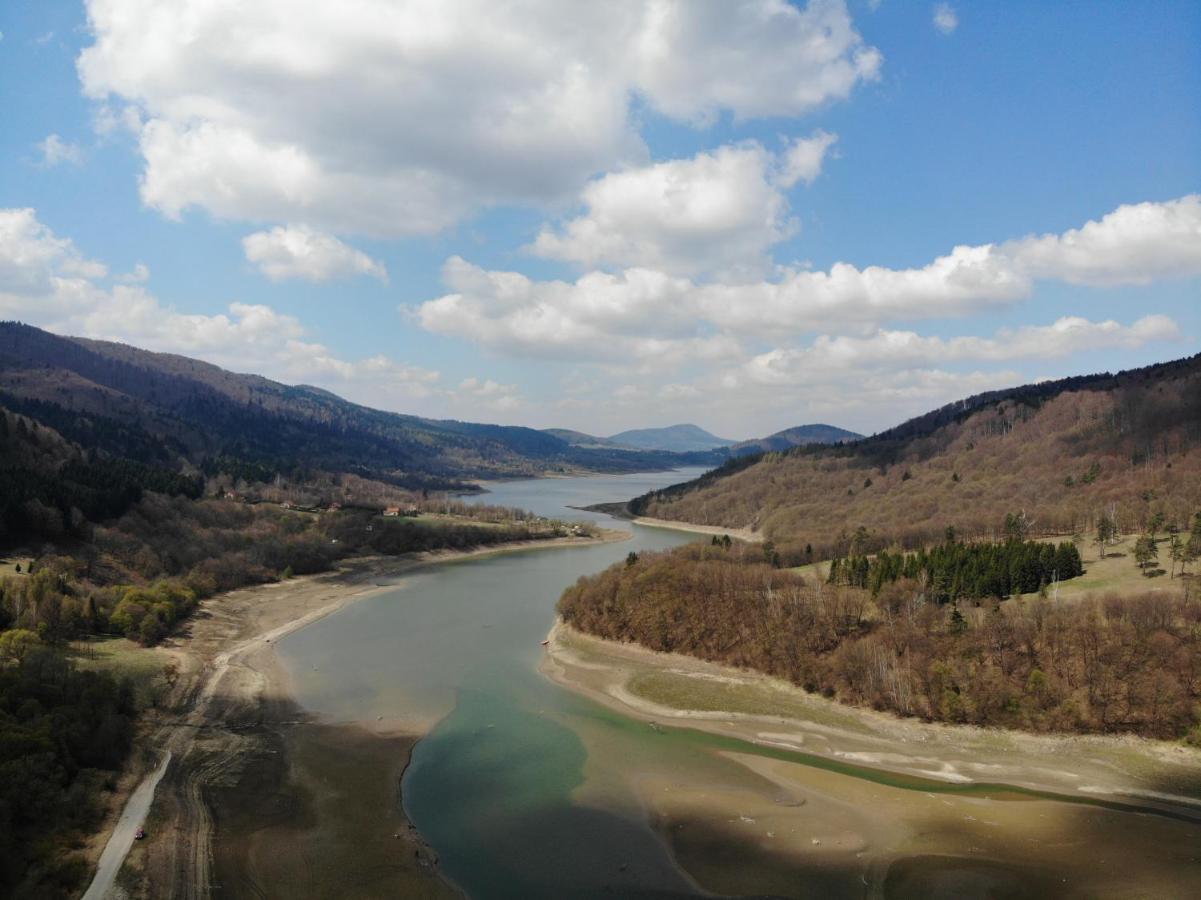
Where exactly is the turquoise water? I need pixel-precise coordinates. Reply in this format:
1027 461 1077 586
279 470 714 897
277 471 1201 898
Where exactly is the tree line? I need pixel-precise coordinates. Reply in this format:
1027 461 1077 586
558 542 1201 742
0 647 136 896
827 537 1084 601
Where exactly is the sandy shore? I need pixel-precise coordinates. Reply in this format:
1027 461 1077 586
543 621 1201 897
90 530 629 899
631 516 764 543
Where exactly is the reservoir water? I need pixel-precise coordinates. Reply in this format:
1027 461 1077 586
279 470 713 897
277 470 1201 899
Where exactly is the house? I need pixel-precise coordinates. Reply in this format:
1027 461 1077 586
403 504 420 517
328 501 343 512
383 505 401 517
223 491 238 500
281 501 295 510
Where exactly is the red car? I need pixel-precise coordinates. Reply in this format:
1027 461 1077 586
134 827 146 840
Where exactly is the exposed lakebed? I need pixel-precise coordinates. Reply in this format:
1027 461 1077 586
278 470 1201 898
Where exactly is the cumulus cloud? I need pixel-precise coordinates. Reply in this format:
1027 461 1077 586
77 0 879 235
776 130 839 188
530 135 839 276
740 316 1182 385
933 4 958 35
0 207 438 404
116 262 150 283
243 225 387 282
416 257 742 367
36 134 84 167
530 144 797 276
0 208 106 302
419 195 1201 359
1003 194 1201 286
457 377 523 412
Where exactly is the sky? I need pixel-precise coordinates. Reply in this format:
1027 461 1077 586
1 0 1199 440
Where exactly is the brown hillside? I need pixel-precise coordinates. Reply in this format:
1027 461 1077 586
636 355 1201 556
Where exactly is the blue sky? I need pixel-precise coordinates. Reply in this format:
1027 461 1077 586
1 0 1198 438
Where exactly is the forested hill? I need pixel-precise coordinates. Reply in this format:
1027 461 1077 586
729 423 862 457
630 353 1201 558
0 322 717 494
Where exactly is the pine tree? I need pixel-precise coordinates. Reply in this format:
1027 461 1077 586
1168 533 1183 578
948 603 967 634
1133 534 1157 574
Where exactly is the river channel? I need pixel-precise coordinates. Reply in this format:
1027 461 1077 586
277 470 1201 899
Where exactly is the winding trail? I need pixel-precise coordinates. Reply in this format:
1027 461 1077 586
82 750 172 900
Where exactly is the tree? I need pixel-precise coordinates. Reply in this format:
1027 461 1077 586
625 551 639 567
1168 533 1183 578
1004 511 1032 541
1188 512 1201 561
1134 534 1157 574
1148 512 1166 541
0 628 40 664
1096 511 1117 559
1182 540 1198 578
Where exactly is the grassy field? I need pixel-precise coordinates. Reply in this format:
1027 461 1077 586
0 556 32 578
1020 533 1190 602
411 513 509 528
70 636 171 706
786 534 1192 604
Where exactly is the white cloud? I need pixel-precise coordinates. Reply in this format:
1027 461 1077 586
776 130 838 188
0 207 439 406
630 0 882 124
77 0 879 236
36 134 84 167
933 4 958 35
416 257 742 367
457 377 523 412
420 195 1201 361
116 262 150 283
530 143 797 276
242 225 387 282
0 208 107 301
1004 194 1201 286
698 242 1028 335
530 135 839 277
740 316 1182 385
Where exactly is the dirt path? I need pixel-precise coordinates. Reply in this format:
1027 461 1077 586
631 516 764 543
82 751 172 900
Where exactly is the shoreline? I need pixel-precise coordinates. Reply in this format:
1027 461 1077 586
85 529 629 899
541 621 1201 896
630 515 763 543
541 620 1201 808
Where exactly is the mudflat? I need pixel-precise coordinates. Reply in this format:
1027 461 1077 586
93 533 626 899
544 621 1201 898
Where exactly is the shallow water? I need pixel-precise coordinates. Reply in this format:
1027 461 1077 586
280 470 715 897
278 470 1201 899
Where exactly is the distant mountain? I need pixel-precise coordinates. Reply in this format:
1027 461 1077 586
730 423 862 456
542 428 626 449
0 323 720 498
607 424 737 452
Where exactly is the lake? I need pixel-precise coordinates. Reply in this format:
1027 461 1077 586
278 469 1201 898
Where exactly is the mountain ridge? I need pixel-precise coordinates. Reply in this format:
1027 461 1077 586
628 352 1201 558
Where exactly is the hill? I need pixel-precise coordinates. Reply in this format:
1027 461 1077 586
0 322 716 499
541 428 627 449
607 423 736 452
629 353 1201 560
729 423 862 457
